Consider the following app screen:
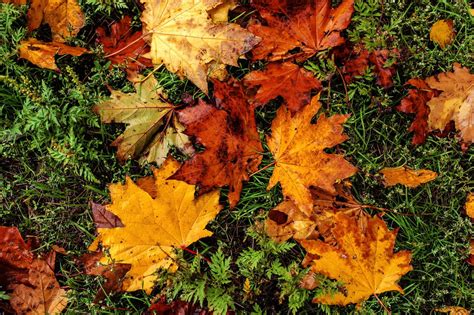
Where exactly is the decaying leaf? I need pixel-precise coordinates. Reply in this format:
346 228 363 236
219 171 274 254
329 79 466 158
248 0 354 61
208 0 237 23
94 75 193 166
2 0 26 5
140 0 260 93
96 16 153 78
244 62 322 113
300 213 412 305
379 166 437 188
18 38 88 70
27 0 85 42
171 79 263 207
267 94 357 213
89 158 222 292
430 19 455 49
425 63 474 144
148 296 212 314
435 306 470 315
0 226 68 314
396 79 437 145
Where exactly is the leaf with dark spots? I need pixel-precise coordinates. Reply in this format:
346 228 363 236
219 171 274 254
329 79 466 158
96 16 152 79
91 202 124 229
172 79 263 207
244 61 321 113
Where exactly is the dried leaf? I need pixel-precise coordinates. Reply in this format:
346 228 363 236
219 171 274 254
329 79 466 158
435 306 470 315
267 94 357 213
430 19 455 49
96 16 153 78
299 213 412 305
2 0 27 5
18 38 88 70
466 193 474 219
0 227 68 314
368 49 399 88
147 296 212 314
208 0 237 23
249 0 354 61
89 158 222 293
379 166 437 188
425 63 474 144
171 79 263 207
90 202 124 229
140 0 260 93
94 75 193 166
27 0 85 42
244 62 322 113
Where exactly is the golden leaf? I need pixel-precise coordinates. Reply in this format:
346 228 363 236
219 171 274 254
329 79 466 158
435 306 470 315
267 94 357 214
425 63 474 144
466 193 474 219
379 166 437 188
300 213 412 305
140 0 259 93
94 75 193 166
430 20 455 49
18 38 88 70
89 158 222 292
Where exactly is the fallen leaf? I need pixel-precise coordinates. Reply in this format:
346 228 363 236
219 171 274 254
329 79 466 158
89 158 222 292
2 0 27 5
171 79 263 208
96 16 153 78
90 202 124 229
18 38 88 70
299 213 412 305
368 49 399 88
425 63 474 144
267 94 357 213
249 0 354 61
244 62 322 113
147 296 212 314
435 306 470 315
0 226 68 314
430 19 455 49
208 0 237 23
467 193 474 219
379 166 437 188
396 78 437 145
93 75 194 166
468 239 474 266
140 0 260 93
27 0 85 42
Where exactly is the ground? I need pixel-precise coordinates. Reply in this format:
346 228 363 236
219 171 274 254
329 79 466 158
0 0 473 314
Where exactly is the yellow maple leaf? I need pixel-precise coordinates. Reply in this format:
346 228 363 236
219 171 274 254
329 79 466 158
429 19 455 49
425 63 474 144
300 213 412 306
379 166 438 188
267 94 357 214
89 158 222 292
140 0 260 93
94 75 193 166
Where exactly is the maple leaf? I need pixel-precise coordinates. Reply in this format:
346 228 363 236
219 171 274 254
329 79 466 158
299 213 413 305
244 62 322 112
267 94 357 214
0 226 68 314
171 79 263 207
208 0 237 23
430 19 455 49
396 78 437 145
249 0 354 61
2 0 26 5
96 16 153 78
93 75 193 166
27 0 85 42
266 183 370 243
379 166 438 188
140 0 260 93
425 63 474 144
89 158 222 292
18 38 88 70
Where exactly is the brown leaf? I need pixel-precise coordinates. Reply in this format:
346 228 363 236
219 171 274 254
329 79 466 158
91 201 124 229
396 78 437 145
147 296 213 315
368 49 399 88
171 79 263 207
18 38 88 70
249 0 354 61
244 62 321 113
2 0 27 5
435 306 470 315
96 16 153 78
379 166 438 188
27 0 85 42
0 226 68 314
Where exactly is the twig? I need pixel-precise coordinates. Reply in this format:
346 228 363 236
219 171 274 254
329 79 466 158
374 293 391 315
249 161 276 177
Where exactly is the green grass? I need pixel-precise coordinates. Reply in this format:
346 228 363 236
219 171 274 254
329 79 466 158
1 0 473 313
